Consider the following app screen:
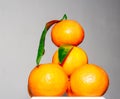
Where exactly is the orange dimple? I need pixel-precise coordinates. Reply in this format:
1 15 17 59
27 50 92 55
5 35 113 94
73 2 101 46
28 63 68 96
51 20 84 47
70 64 109 96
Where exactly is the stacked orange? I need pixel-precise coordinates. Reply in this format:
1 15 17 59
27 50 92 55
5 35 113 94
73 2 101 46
51 20 109 96
28 17 109 97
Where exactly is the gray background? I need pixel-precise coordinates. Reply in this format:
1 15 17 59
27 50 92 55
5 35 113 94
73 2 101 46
0 0 120 99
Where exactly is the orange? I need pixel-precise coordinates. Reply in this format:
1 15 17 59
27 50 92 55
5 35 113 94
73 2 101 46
51 20 84 47
52 46 88 76
69 64 109 96
28 63 68 96
66 81 76 96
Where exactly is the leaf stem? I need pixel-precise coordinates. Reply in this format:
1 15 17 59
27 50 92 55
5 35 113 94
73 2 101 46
36 14 68 65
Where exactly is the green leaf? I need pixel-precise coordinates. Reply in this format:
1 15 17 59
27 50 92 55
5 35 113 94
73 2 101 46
58 45 73 64
60 14 68 20
36 14 68 65
36 27 47 65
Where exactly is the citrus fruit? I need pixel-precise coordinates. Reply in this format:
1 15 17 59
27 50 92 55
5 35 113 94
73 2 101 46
66 81 76 96
51 20 84 47
69 64 109 96
28 63 68 96
52 46 88 76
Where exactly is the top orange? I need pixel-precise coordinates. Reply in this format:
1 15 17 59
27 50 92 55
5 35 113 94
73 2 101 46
51 20 84 47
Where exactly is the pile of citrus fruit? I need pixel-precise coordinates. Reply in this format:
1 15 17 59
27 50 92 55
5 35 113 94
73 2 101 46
28 14 109 97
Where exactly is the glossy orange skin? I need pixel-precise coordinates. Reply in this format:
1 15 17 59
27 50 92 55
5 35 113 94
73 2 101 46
51 20 84 47
28 63 68 96
70 64 109 96
52 46 88 76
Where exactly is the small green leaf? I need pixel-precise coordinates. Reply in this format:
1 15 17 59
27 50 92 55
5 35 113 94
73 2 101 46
58 45 73 64
60 14 68 20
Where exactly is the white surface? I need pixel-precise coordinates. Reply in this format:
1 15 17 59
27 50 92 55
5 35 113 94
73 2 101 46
31 97 105 99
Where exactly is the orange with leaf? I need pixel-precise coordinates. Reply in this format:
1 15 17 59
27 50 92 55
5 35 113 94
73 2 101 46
28 14 69 96
52 45 88 76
